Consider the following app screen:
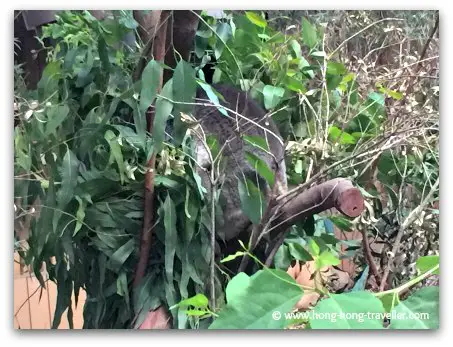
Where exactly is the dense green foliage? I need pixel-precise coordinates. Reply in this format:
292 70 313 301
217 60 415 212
14 10 439 329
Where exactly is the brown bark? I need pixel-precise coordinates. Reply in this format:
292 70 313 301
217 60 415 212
163 10 201 82
133 10 168 82
133 10 200 84
134 10 163 46
237 178 365 270
272 178 364 235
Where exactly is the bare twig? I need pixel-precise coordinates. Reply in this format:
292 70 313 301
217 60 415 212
328 18 404 59
379 177 439 291
359 225 381 282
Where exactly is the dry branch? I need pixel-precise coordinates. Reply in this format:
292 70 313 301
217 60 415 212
274 178 364 233
261 178 365 267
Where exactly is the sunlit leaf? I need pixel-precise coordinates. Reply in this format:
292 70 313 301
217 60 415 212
245 12 267 28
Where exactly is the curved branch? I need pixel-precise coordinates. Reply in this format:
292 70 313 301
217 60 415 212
272 178 364 234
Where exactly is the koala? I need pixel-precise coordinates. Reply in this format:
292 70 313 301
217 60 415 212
191 84 287 245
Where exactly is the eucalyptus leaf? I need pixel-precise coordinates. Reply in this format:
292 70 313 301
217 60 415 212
152 80 174 153
139 60 162 114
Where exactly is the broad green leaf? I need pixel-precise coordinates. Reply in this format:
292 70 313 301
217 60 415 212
173 60 196 113
379 292 400 313
238 178 266 225
245 152 275 186
225 272 251 303
310 51 326 58
416 255 440 275
315 250 340 269
307 238 320 256
327 61 347 75
139 60 162 114
195 35 208 58
243 135 270 153
263 85 285 110
329 216 353 231
326 74 343 91
245 12 267 28
302 18 317 48
299 56 314 78
274 244 292 270
37 61 61 100
290 39 302 58
152 79 173 153
45 105 70 136
288 243 313 262
215 22 232 60
209 269 303 329
328 126 357 145
284 77 307 93
390 286 439 329
311 291 385 329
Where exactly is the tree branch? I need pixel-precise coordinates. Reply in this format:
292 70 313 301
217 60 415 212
260 178 364 267
133 11 169 289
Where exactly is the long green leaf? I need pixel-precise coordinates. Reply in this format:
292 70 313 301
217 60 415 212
172 60 196 143
107 238 134 273
152 79 173 153
104 130 126 184
56 148 80 209
245 151 275 186
139 60 162 114
163 194 177 283
238 178 266 225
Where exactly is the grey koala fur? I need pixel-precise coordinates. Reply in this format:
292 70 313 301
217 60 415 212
191 84 287 243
